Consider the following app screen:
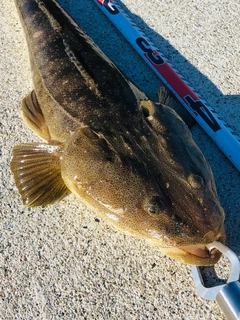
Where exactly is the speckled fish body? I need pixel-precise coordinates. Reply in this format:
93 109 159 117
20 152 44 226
11 0 225 265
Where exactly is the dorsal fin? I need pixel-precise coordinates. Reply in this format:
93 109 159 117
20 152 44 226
158 85 195 127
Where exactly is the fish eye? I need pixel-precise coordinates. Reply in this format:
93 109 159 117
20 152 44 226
140 100 155 119
142 105 150 117
144 196 165 215
187 174 204 189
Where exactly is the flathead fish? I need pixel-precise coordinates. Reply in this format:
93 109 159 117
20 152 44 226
11 0 225 265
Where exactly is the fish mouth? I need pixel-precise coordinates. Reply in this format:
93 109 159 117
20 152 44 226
178 244 215 258
160 241 224 265
159 227 226 265
162 244 214 258
177 229 226 260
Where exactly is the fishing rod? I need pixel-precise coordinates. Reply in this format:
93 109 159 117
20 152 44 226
93 0 240 172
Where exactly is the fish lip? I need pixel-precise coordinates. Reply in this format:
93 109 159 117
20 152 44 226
161 243 219 259
177 244 212 258
165 227 226 259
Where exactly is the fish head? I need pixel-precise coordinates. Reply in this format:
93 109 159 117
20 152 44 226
61 102 225 266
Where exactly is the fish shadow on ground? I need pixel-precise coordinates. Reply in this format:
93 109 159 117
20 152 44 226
61 0 240 256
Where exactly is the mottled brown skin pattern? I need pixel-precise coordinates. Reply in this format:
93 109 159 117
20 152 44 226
11 0 225 265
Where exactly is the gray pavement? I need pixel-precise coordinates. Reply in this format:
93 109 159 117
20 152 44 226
1 0 240 319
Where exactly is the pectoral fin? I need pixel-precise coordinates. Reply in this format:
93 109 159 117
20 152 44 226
10 143 70 207
158 85 195 127
21 90 51 141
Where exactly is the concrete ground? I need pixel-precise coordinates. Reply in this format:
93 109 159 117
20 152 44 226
1 0 240 319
